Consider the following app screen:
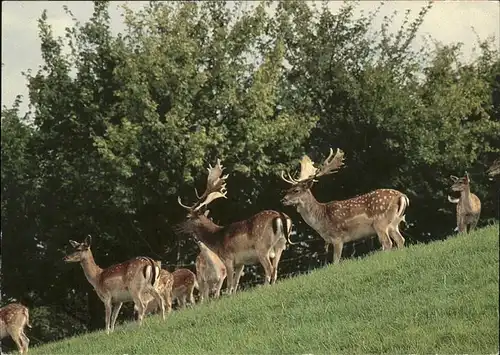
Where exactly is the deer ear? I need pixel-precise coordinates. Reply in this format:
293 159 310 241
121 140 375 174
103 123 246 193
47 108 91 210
69 240 80 248
204 209 210 217
450 175 459 182
84 235 92 247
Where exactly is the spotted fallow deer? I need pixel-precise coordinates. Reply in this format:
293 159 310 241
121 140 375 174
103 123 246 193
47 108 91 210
177 159 295 294
280 148 409 264
0 303 32 354
448 172 481 233
138 267 198 314
63 236 165 334
171 268 198 308
139 268 174 316
487 158 500 180
195 239 227 302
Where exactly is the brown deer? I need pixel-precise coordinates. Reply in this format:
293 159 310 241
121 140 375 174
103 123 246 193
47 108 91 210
171 269 198 308
63 236 165 334
280 148 409 264
195 239 227 302
448 173 481 233
0 303 32 354
487 158 500 180
138 269 174 316
177 159 295 294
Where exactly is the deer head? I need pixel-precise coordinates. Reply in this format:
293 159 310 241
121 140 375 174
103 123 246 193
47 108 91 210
450 172 470 192
280 148 345 206
63 235 92 263
177 159 228 222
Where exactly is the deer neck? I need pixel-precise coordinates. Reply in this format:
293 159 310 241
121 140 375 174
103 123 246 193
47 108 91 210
198 243 220 270
296 190 328 232
460 186 474 211
189 216 224 253
80 251 103 289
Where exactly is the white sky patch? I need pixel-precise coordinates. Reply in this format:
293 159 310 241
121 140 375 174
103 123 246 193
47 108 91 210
1 1 499 115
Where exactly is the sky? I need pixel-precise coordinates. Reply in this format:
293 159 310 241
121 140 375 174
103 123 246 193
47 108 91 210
2 1 499 115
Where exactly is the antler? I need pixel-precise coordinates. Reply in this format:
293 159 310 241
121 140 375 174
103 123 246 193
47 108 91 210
280 148 345 185
177 159 229 211
298 155 318 180
280 155 318 185
314 148 345 178
280 170 300 185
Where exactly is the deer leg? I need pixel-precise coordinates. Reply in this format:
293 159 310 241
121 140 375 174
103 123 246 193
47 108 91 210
233 264 245 292
165 295 173 315
161 288 172 315
179 295 187 309
203 282 211 302
324 241 331 265
9 329 25 354
200 276 206 303
468 217 478 233
332 240 344 264
349 242 356 258
457 213 466 234
188 286 195 306
198 280 206 303
150 287 165 320
389 227 405 249
258 254 273 285
225 263 235 295
20 330 30 354
458 221 466 233
271 247 284 284
374 225 393 251
109 302 123 332
214 276 225 298
131 294 146 326
104 299 112 334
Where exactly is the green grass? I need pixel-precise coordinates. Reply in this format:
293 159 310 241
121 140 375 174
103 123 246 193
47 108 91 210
30 225 499 354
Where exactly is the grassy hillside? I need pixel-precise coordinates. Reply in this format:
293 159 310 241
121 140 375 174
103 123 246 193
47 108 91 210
29 225 499 354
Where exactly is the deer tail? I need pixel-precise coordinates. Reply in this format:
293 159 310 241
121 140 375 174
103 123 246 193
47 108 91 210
142 257 160 288
274 213 297 245
448 195 459 204
23 307 32 329
396 194 410 218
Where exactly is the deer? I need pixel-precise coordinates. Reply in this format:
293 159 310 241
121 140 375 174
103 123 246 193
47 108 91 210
63 235 165 334
487 158 500 180
448 172 481 233
280 148 409 264
171 268 198 308
195 239 227 302
177 159 295 294
0 303 32 354
139 267 198 314
137 269 174 317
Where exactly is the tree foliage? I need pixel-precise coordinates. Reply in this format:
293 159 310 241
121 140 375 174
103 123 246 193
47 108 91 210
1 0 499 347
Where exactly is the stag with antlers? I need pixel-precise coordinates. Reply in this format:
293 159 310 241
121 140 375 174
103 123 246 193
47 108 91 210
0 303 32 354
63 236 166 334
448 172 481 233
177 159 295 294
280 148 410 264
